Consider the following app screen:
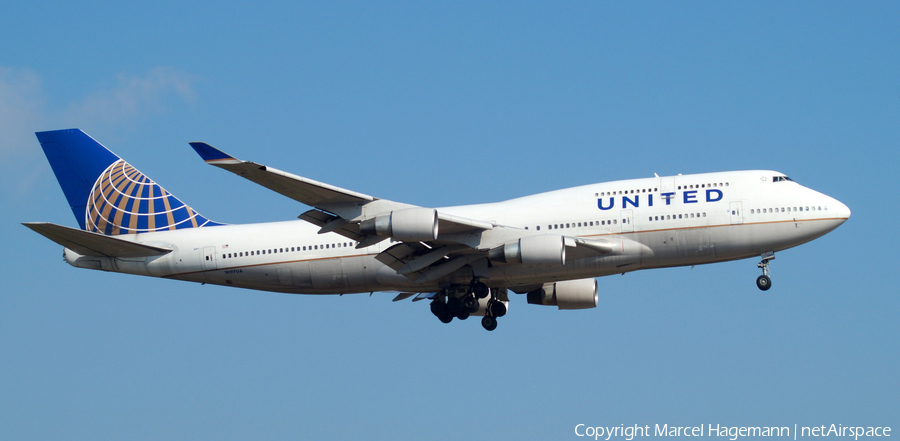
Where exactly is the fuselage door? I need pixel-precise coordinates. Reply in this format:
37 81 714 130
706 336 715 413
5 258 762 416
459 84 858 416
621 209 634 233
729 201 743 225
202 246 217 270
660 176 675 193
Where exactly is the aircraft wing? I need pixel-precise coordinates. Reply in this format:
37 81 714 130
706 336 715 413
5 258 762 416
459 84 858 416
23 222 172 258
189 142 375 207
189 142 494 244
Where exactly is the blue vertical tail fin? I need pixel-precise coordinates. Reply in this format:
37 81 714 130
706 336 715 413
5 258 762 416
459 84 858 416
36 129 221 235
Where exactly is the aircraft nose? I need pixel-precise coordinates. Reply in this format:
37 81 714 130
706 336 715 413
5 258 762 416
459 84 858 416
833 198 851 221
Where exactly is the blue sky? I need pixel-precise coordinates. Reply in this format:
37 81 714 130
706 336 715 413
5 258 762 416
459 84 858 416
1 2 897 440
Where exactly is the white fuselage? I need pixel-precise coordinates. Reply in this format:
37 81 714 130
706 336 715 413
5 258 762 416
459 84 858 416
63 170 850 294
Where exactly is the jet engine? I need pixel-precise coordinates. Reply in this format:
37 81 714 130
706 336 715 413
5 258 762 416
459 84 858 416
526 278 598 309
488 235 565 265
359 208 438 242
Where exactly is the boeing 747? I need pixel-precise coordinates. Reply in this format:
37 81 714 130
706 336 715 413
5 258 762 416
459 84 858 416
25 129 851 330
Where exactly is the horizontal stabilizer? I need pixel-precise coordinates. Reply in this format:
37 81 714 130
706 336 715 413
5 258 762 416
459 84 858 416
23 222 172 258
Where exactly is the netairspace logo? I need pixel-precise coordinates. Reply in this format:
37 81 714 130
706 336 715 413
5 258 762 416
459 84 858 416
573 424 891 441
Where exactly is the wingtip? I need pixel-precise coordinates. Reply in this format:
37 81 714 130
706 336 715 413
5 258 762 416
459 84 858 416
189 142 239 163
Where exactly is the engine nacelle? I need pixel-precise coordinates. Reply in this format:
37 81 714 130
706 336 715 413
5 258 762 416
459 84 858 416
359 208 438 241
488 235 565 266
526 278 598 310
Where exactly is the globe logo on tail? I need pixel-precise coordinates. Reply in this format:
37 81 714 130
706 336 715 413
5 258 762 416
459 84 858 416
86 160 217 235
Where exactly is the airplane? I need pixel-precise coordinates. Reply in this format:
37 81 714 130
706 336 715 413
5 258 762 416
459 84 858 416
25 129 851 331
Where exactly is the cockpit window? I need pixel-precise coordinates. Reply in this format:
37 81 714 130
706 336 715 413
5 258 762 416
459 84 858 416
773 176 794 183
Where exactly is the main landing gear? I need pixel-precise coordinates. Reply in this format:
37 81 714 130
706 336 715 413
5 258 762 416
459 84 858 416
429 280 507 331
430 293 475 323
756 251 774 291
481 295 506 331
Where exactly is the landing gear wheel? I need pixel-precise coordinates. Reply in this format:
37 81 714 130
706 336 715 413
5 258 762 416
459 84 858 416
438 312 454 324
456 309 470 321
489 300 507 318
472 282 489 299
446 296 464 315
463 296 479 313
481 315 498 331
430 299 446 317
756 251 775 291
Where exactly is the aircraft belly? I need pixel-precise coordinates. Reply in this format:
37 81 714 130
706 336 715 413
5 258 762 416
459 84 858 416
310 259 346 289
707 219 839 261
486 253 642 286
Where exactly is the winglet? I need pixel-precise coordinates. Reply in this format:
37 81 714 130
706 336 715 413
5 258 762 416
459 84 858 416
189 142 241 164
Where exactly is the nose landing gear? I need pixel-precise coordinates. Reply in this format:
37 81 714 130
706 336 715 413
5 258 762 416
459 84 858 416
756 251 774 291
